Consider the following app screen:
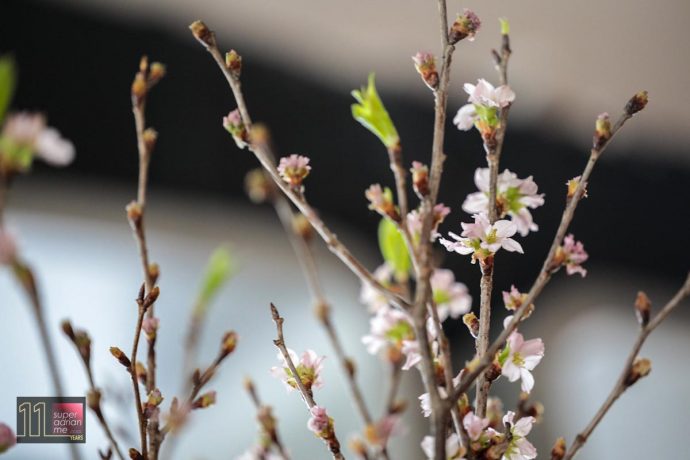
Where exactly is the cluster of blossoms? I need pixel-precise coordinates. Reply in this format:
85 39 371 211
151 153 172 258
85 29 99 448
0 112 74 174
361 304 420 369
420 410 536 460
463 168 545 236
439 213 523 263
277 154 311 188
270 348 324 392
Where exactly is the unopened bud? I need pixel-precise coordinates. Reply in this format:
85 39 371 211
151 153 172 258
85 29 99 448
131 74 147 101
292 213 313 241
365 184 399 222
449 9 481 44
412 52 439 91
486 360 502 382
463 312 480 338
220 331 238 358
410 161 429 197
87 389 101 412
143 286 160 307
148 263 160 284
634 291 651 327
244 169 274 204
625 90 648 116
143 128 158 152
128 448 143 460
147 389 164 407
249 123 270 145
566 176 587 200
189 20 216 48
222 109 249 149
277 154 311 188
348 437 368 458
626 357 652 386
314 301 330 323
225 50 242 78
135 362 147 386
344 357 356 378
61 320 75 341
149 62 166 82
593 112 611 149
142 317 159 341
109 347 131 369
193 391 217 409
126 201 142 222
550 437 566 460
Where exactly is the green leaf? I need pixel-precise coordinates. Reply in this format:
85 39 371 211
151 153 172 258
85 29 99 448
0 55 17 124
194 246 236 316
378 218 411 282
499 18 510 36
351 73 400 149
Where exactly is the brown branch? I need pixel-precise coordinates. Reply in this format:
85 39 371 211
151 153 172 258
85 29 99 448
449 103 641 406
189 22 410 312
562 274 690 459
270 303 346 460
244 378 291 460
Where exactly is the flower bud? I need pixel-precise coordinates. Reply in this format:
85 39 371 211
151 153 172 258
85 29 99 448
365 184 399 221
126 201 143 222
292 213 313 241
410 161 429 197
143 128 158 152
463 312 480 338
128 448 143 460
222 109 249 149
348 437 368 458
593 112 611 149
449 9 481 44
87 389 102 412
634 291 651 327
412 52 439 90
109 347 131 368
192 391 217 409
625 90 648 115
189 20 216 48
142 317 159 341
131 74 147 101
277 154 311 188
625 357 652 387
149 62 166 82
551 437 567 460
135 362 147 386
313 301 330 323
148 263 160 284
220 331 238 358
244 168 274 204
61 319 75 341
143 286 160 308
225 50 242 78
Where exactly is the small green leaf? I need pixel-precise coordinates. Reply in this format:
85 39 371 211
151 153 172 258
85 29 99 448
497 345 511 367
194 246 236 316
499 18 510 36
351 73 400 149
378 218 411 282
0 55 17 124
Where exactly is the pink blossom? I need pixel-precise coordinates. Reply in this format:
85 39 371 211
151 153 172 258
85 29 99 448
439 214 523 262
453 104 478 131
430 269 472 321
502 411 537 460
464 79 515 108
307 405 331 435
0 422 15 454
412 52 436 71
463 168 544 236
270 348 324 392
421 433 463 459
235 447 283 460
277 154 311 186
407 203 451 243
142 317 159 340
557 234 589 277
463 411 489 441
222 109 242 129
502 285 528 311
359 263 394 312
501 331 544 393
362 306 415 360
1 112 75 166
0 229 17 265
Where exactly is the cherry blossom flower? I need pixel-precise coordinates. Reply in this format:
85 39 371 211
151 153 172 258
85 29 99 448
431 269 472 321
362 306 415 364
222 109 248 148
270 348 324 392
453 104 478 131
359 263 395 312
407 203 451 244
500 330 544 393
0 422 15 454
555 234 589 277
463 411 489 441
463 168 545 236
365 184 398 221
502 285 534 320
0 229 17 266
439 214 523 262
502 411 537 460
421 433 464 459
418 372 462 417
1 112 75 167
453 79 515 133
365 414 402 447
277 154 311 186
307 406 332 436
465 79 515 108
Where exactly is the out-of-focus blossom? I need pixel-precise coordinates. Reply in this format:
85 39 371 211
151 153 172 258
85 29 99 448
463 411 489 441
0 229 17 265
450 9 481 43
500 331 544 393
463 168 544 236
421 433 464 459
235 447 282 460
271 349 324 392
142 317 159 341
502 411 537 460
431 269 472 321
0 422 16 454
554 234 589 277
362 306 415 365
365 414 402 447
1 112 75 168
359 263 395 313
307 406 333 437
366 184 399 221
407 203 451 244
439 214 523 262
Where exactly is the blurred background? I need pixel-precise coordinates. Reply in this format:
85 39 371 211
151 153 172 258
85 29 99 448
1 0 689 458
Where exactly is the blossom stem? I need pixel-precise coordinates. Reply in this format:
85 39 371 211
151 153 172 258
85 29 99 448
562 273 690 460
190 25 410 312
270 304 346 460
474 258 494 418
448 106 637 405
130 300 148 459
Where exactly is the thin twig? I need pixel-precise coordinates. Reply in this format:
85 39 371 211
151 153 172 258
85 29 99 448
449 107 638 405
130 293 149 458
562 274 690 459
189 22 410 312
244 378 291 460
270 303 346 460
